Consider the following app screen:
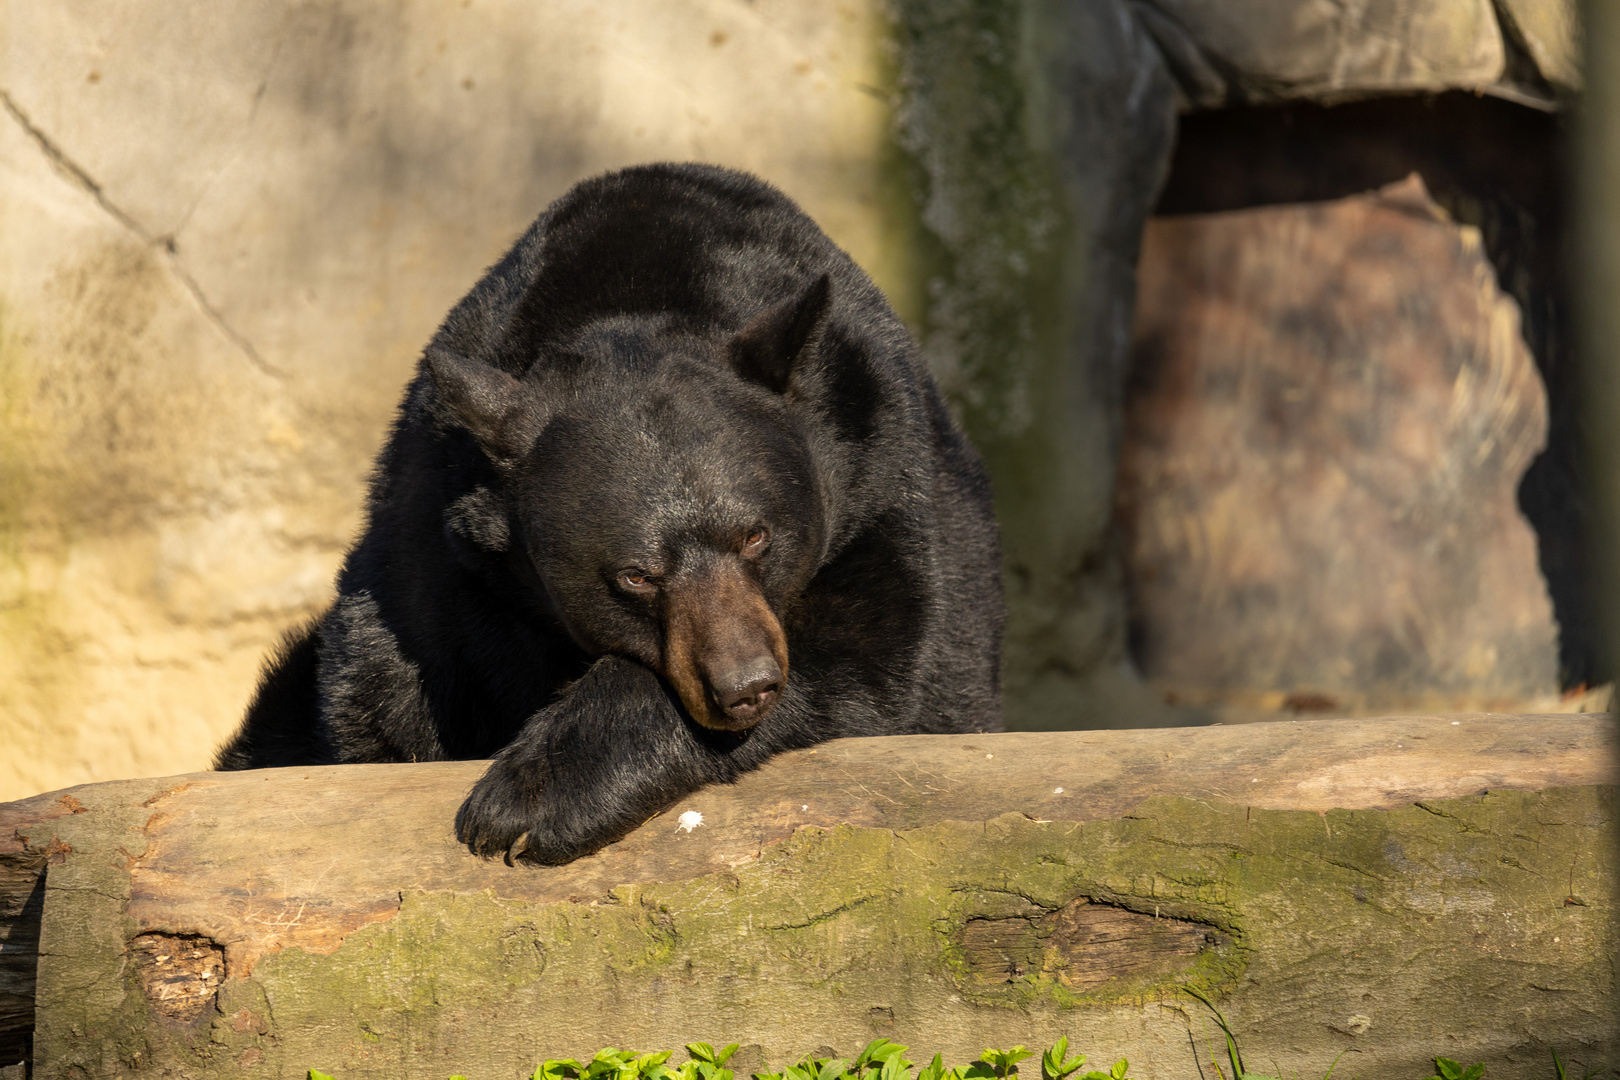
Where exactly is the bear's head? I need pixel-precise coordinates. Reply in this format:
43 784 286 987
428 275 835 732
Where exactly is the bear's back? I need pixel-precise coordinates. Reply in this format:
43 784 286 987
484 165 914 380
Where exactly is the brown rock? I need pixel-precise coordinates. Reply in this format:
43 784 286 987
1137 0 1506 102
1121 175 1557 706
1496 0 1582 91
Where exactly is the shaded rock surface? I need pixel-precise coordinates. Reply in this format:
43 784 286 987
1137 0 1508 106
888 0 1580 731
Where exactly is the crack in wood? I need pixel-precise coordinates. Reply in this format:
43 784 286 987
959 898 1218 990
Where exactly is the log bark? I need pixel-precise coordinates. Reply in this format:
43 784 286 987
1 714 1614 1079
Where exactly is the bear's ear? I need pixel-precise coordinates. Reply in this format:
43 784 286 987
426 347 544 464
727 273 832 394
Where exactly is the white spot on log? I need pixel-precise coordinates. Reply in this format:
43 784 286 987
1452 721 1461 725
801 804 808 811
985 753 993 759
1052 787 1063 794
676 810 703 833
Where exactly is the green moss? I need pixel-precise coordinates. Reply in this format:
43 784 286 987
881 0 1073 471
877 1 1151 730
33 786 1616 1079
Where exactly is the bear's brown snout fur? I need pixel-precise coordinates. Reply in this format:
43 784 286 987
661 558 788 731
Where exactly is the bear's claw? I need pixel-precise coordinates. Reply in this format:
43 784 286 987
455 765 560 864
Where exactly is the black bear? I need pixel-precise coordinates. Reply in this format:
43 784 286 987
216 163 1004 864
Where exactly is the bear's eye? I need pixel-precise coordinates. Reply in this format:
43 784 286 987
743 526 770 554
616 569 656 593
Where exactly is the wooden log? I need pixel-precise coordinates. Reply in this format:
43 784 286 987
0 714 1614 1079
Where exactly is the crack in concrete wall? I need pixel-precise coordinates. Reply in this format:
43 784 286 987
166 27 288 244
0 89 282 380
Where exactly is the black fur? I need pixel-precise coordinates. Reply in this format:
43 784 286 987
216 164 1004 864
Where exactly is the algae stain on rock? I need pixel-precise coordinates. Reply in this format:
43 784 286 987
878 0 1175 733
883 0 1071 452
239 812 1258 1070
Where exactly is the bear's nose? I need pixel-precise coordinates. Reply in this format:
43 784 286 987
714 659 783 724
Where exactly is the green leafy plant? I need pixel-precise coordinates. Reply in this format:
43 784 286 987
742 1039 1130 1080
1041 1039 1088 1080
1422 1058 1485 1080
853 1038 914 1080
311 1033 1605 1080
308 1041 1135 1080
1185 986 1345 1080
978 1047 1034 1079
762 1048 850 1080
533 1045 733 1080
1035 1036 1132 1080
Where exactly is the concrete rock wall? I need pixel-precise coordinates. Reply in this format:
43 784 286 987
0 0 1587 796
0 1 898 801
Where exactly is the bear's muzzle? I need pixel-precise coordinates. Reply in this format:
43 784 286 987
660 561 789 731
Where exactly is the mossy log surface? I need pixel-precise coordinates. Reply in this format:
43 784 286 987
1 715 1614 1080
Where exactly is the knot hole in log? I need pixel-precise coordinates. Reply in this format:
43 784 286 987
959 898 1221 991
130 932 225 1023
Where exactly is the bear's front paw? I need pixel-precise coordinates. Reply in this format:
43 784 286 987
454 760 566 866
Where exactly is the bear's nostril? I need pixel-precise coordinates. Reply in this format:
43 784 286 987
717 666 783 720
